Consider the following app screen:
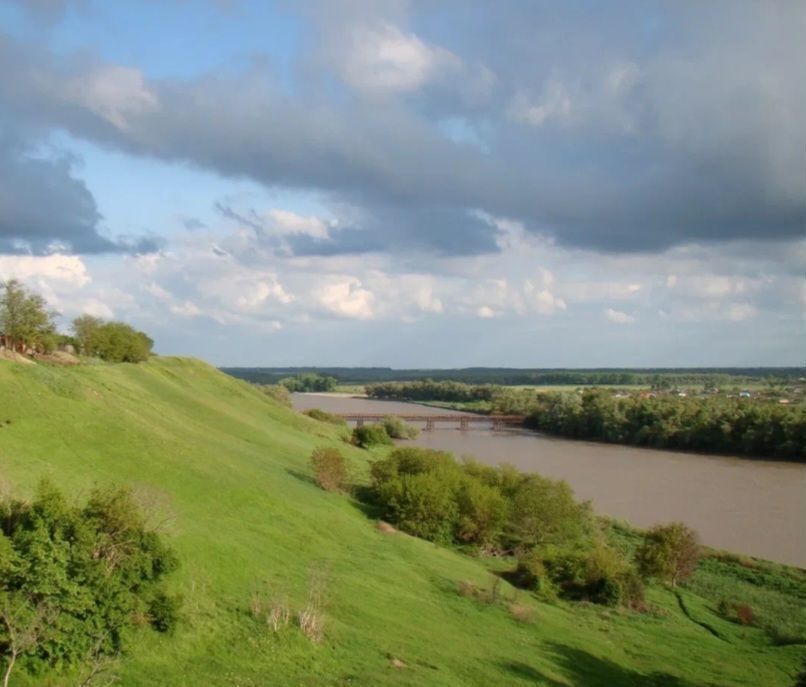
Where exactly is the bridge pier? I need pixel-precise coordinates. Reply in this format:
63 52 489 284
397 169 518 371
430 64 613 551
425 419 434 431
356 418 364 427
459 417 469 430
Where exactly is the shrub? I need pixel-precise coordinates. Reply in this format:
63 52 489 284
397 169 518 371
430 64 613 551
717 599 755 626
0 481 178 685
260 384 292 407
310 447 348 492
506 474 593 550
376 472 458 542
508 602 536 624
636 522 701 587
352 423 392 448
381 415 420 439
304 408 347 425
454 478 508 546
148 590 182 633
512 549 556 600
513 542 643 607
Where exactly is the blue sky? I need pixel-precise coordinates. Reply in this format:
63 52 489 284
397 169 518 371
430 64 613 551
0 0 803 366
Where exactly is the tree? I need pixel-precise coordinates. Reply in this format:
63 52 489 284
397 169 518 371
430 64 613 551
72 315 102 356
636 522 701 587
0 280 57 353
71 317 153 362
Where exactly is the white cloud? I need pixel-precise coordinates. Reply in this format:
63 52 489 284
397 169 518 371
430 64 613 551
476 305 496 318
605 308 635 324
338 22 460 95
316 278 374 319
0 254 90 287
268 210 330 239
68 65 158 130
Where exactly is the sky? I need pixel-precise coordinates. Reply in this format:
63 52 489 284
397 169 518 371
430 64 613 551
0 0 803 367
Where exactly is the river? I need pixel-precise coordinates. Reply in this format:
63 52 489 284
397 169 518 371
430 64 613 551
293 393 806 567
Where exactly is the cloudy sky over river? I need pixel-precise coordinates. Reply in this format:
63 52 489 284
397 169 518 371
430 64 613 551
0 1 803 365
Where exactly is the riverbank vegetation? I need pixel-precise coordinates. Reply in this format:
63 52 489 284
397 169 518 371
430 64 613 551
362 379 806 461
1 358 804 685
279 372 337 392
225 365 804 388
525 390 806 460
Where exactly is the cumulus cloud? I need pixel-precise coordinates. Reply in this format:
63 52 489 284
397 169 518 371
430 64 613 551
605 308 635 324
316 278 374 319
0 0 802 257
334 22 461 96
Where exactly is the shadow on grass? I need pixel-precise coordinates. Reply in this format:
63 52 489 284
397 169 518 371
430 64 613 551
285 468 317 487
499 643 712 687
547 643 715 687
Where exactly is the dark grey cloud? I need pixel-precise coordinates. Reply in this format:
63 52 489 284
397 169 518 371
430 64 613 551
0 0 803 256
0 127 160 254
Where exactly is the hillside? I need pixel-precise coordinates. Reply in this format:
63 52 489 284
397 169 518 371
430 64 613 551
0 357 803 686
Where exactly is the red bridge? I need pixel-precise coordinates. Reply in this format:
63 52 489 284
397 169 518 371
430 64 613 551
338 414 525 431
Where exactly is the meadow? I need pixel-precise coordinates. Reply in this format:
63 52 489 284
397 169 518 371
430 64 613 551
0 358 803 685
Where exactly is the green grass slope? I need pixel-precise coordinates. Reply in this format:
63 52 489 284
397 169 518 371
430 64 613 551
0 358 802 686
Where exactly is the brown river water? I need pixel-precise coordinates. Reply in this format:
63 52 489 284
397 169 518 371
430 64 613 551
293 393 806 567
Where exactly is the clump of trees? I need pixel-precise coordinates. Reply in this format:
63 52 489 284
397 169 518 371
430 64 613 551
351 424 392 448
72 315 153 363
0 481 180 685
280 374 337 393
366 448 659 607
525 390 806 460
367 380 499 403
0 280 153 364
0 280 57 354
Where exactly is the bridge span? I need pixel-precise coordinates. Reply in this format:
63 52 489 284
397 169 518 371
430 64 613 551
337 413 525 431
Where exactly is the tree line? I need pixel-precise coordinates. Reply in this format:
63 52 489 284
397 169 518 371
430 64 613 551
525 390 806 461
0 280 153 362
366 380 499 403
223 366 803 387
279 373 338 393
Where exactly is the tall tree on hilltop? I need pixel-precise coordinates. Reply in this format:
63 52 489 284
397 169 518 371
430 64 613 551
0 279 57 353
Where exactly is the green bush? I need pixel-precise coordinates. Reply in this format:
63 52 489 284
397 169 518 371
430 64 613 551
148 589 182 633
381 415 420 439
352 423 392 448
305 408 347 425
260 384 292 407
376 472 458 542
636 522 701 587
506 475 593 550
455 479 508 546
310 447 349 492
0 480 179 684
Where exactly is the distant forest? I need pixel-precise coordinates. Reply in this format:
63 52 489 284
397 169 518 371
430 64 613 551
222 366 804 387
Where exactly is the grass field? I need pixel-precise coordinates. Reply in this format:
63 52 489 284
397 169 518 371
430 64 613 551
0 357 804 686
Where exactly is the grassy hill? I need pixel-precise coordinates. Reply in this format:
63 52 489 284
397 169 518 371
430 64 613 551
0 357 803 686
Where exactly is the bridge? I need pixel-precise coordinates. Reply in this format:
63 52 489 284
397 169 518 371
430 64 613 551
337 414 525 431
